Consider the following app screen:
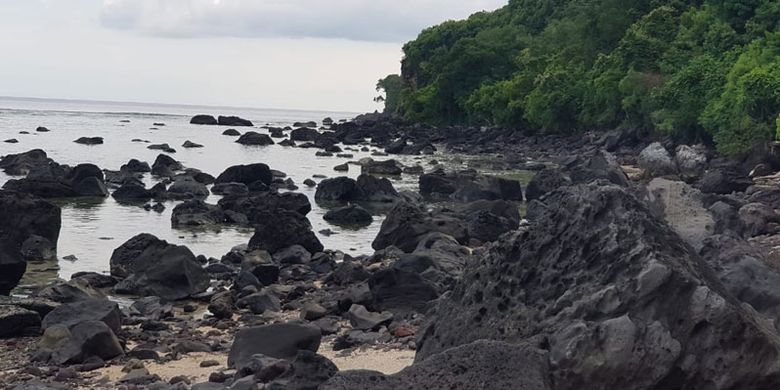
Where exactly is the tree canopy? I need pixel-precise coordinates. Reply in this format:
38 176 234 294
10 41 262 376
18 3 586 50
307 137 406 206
385 0 780 155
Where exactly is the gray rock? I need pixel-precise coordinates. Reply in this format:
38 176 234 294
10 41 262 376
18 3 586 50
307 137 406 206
323 340 551 390
346 304 392 330
416 182 780 389
0 305 41 337
110 234 209 300
675 144 707 181
228 323 322 368
638 142 676 177
41 298 122 333
0 191 61 295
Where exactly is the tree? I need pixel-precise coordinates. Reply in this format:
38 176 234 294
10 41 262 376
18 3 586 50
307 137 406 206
391 0 779 155
700 31 780 154
374 74 403 114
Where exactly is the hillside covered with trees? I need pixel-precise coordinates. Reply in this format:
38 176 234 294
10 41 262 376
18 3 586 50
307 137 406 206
379 0 780 155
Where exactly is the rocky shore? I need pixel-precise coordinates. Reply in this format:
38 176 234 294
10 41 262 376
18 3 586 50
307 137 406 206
3 113 780 389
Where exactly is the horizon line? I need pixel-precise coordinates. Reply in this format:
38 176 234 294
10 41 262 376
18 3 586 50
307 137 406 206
0 95 366 116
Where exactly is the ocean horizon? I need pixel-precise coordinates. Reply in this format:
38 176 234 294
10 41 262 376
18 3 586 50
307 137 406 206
0 95 362 122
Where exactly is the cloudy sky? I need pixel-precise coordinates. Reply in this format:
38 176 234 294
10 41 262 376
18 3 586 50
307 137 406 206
0 0 505 112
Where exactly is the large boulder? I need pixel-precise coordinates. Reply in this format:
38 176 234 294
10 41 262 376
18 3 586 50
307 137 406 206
323 205 373 226
171 200 227 227
111 183 152 202
637 142 676 177
228 323 322 368
700 234 780 322
121 159 151 173
392 232 470 294
675 145 708 181
323 340 551 390
642 178 715 251
416 183 780 389
0 305 41 337
0 149 52 176
372 202 467 252
219 191 312 222
460 200 520 242
2 163 109 198
738 202 780 237
41 298 122 333
218 115 253 127
290 127 321 142
237 132 275 146
563 151 629 186
215 164 273 187
697 161 751 195
419 169 522 202
110 234 209 300
151 154 182 176
315 175 399 203
190 114 218 125
0 191 61 295
354 174 399 202
315 177 357 201
248 210 323 254
166 178 209 199
42 320 123 365
369 267 439 315
73 137 103 145
525 168 572 202
361 160 403 176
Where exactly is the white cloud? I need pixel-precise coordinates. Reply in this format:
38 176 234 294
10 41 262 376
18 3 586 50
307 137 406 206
99 0 507 42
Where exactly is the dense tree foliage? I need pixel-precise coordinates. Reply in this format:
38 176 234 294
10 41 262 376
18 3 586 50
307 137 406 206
375 74 403 114
393 0 780 154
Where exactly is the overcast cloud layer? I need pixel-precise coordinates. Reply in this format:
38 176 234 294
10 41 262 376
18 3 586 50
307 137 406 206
0 0 505 111
100 0 505 42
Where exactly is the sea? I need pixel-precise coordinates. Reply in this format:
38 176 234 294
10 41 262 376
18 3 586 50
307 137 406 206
0 96 437 291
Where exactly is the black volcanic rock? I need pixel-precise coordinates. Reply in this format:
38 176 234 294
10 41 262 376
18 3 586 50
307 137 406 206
218 115 253 127
228 323 322 368
248 210 323 254
110 233 209 300
323 340 551 390
323 204 373 226
372 202 467 252
0 190 61 295
73 137 103 145
416 183 780 389
190 114 218 125
236 131 275 146
215 163 273 187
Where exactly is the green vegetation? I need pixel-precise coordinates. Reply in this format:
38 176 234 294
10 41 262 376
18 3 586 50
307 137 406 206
374 74 403 114
386 0 780 155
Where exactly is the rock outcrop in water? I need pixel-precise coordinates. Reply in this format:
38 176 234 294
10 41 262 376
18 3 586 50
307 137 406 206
0 149 53 176
414 182 780 389
315 175 399 203
236 131 275 146
0 190 61 295
2 161 109 198
73 137 103 145
218 115 253 127
190 114 218 125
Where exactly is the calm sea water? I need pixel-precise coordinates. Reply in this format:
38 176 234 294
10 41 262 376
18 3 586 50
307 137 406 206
0 97 525 291
0 97 422 288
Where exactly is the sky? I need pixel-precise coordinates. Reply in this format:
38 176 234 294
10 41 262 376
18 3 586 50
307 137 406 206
0 0 506 112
